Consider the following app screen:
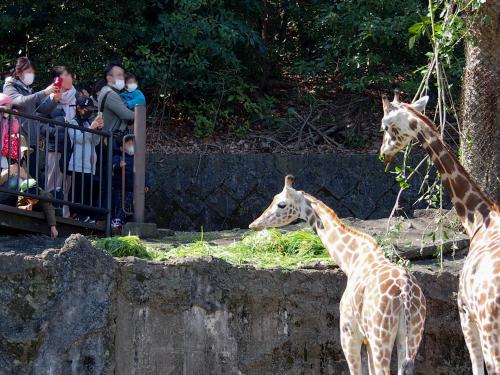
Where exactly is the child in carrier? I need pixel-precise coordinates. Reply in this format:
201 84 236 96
111 135 149 228
0 94 21 170
119 73 146 110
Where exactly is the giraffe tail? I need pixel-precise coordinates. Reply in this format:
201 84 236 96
400 359 414 375
398 279 415 375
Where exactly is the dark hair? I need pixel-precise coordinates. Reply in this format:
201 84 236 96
13 57 34 77
125 72 136 81
103 61 124 79
118 134 135 147
75 82 92 95
51 65 72 79
93 79 106 97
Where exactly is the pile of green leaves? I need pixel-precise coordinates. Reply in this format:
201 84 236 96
94 229 333 270
95 235 152 259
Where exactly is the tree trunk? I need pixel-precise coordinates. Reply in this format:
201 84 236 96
460 0 500 203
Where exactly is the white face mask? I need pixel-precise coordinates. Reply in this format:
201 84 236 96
2 112 10 119
22 72 35 86
113 79 125 91
126 83 138 93
125 146 135 156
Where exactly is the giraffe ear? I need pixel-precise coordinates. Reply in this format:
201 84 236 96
309 201 324 230
382 94 396 115
285 175 295 188
411 96 429 113
315 215 324 230
392 89 400 104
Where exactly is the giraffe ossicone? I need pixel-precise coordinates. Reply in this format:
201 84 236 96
380 92 500 375
249 175 427 375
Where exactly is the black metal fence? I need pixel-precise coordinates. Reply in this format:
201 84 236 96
0 107 113 234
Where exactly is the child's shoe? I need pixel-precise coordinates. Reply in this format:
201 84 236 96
111 219 124 228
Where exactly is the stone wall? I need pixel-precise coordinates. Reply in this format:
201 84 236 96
146 153 445 231
0 235 470 375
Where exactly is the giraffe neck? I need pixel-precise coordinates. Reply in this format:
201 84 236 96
404 105 497 237
303 194 385 276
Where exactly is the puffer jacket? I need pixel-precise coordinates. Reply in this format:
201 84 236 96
2 77 57 146
68 118 101 174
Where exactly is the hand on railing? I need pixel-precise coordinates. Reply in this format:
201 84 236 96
90 116 104 130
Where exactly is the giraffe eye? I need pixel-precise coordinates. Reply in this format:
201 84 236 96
277 202 286 209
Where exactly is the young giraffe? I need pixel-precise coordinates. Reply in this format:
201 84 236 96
249 175 426 375
380 93 500 374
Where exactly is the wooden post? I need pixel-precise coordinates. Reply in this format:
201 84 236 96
133 104 146 223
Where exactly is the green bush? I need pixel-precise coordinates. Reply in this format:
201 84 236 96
0 0 463 136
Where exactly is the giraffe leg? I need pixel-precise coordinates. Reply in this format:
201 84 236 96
366 340 392 375
479 323 500 374
340 316 363 375
460 314 485 375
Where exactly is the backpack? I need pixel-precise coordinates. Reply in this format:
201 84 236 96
2 133 20 161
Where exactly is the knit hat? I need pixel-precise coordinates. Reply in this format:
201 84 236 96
19 178 37 193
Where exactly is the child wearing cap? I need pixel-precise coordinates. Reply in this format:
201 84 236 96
18 179 58 238
120 73 146 110
68 96 104 222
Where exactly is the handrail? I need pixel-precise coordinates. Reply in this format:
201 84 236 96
0 106 113 234
0 107 111 136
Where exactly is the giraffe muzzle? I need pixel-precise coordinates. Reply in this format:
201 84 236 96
249 220 263 231
383 154 395 172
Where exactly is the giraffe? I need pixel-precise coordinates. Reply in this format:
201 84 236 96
380 92 500 374
249 175 426 375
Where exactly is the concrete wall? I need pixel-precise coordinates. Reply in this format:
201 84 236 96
0 235 470 375
145 153 446 231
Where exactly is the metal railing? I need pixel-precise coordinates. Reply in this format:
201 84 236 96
0 107 113 235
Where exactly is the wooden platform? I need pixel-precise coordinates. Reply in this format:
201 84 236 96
0 204 105 236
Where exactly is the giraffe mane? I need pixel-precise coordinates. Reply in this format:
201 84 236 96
402 104 499 213
302 192 379 246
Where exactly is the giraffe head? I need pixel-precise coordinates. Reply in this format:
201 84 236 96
380 92 429 168
249 175 305 231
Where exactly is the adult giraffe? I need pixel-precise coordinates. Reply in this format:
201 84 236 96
249 175 426 375
380 93 500 374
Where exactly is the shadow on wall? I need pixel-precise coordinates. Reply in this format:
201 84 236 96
145 153 448 231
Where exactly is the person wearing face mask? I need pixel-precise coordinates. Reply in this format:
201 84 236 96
119 73 146 110
46 66 78 211
3 57 59 177
111 135 150 228
68 96 104 222
95 61 135 221
97 61 135 135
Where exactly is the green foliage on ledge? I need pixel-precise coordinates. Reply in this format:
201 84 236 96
94 229 334 270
